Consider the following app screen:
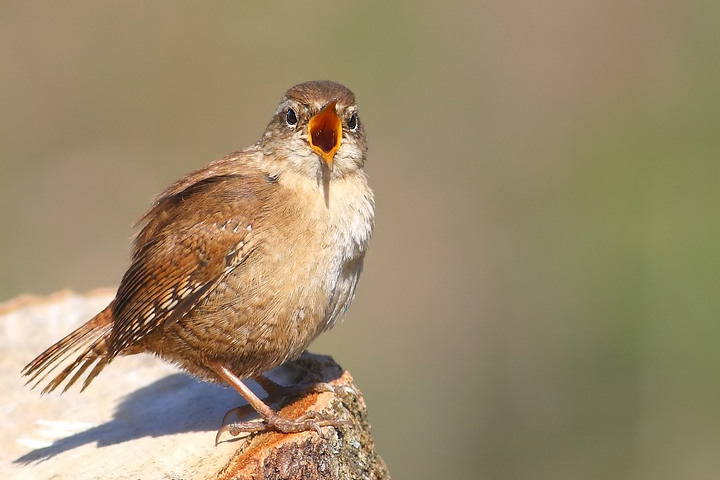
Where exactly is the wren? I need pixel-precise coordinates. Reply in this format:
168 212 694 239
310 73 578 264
23 80 374 437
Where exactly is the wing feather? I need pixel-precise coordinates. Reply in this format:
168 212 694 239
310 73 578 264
108 159 270 355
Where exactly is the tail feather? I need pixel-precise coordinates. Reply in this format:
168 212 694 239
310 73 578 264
23 322 103 388
22 306 114 394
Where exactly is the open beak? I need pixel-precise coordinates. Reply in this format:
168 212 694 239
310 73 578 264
308 100 341 170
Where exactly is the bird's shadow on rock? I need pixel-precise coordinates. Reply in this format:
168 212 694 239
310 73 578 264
14 352 343 464
14 373 236 464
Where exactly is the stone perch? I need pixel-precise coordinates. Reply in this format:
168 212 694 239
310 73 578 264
1 290 390 479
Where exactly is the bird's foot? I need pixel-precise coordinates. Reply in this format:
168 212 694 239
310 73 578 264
215 410 349 444
220 404 255 426
210 362 349 445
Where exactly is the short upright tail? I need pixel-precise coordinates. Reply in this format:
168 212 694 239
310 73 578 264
22 306 114 394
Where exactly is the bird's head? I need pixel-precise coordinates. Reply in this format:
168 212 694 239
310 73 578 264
259 81 367 181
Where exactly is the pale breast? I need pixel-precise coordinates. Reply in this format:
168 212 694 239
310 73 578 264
273 168 374 336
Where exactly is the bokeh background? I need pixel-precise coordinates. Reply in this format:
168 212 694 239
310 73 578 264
2 1 718 479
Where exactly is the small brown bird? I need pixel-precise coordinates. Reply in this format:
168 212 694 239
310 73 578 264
22 80 374 436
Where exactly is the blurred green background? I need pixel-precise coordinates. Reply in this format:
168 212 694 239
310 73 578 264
2 1 719 478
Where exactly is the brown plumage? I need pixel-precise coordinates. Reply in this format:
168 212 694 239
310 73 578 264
22 81 374 435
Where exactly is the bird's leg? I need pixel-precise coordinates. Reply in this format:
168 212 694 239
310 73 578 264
220 373 336 427
211 363 347 443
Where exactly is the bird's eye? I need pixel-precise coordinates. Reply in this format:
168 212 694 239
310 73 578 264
286 108 298 127
348 113 358 131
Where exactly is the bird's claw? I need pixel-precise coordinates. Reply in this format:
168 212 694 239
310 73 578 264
215 410 348 444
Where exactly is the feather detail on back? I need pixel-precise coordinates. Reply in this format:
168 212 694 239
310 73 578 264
109 156 269 356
